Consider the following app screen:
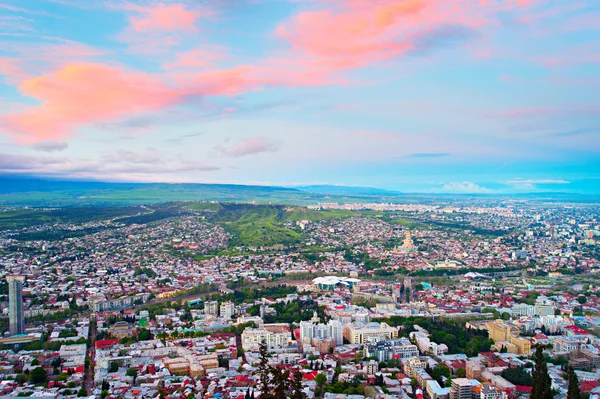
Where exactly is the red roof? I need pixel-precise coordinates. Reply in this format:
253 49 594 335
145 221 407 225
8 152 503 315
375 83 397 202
516 386 532 392
580 381 600 392
565 325 589 335
303 371 319 381
96 339 119 349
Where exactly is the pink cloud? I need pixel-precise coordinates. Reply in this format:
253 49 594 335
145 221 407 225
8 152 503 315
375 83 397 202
3 63 182 143
275 0 530 69
1 57 342 142
125 3 204 32
162 48 226 70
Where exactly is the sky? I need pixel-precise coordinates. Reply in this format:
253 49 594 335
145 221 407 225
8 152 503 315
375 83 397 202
0 0 599 194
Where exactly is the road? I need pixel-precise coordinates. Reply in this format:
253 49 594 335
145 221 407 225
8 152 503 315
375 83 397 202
83 317 98 395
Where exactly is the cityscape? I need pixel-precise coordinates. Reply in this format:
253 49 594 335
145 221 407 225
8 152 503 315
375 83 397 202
0 1 599 399
0 197 598 399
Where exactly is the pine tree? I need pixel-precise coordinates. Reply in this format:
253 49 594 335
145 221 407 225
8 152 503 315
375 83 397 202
272 368 290 399
258 341 274 399
531 346 553 399
291 372 306 399
567 366 581 399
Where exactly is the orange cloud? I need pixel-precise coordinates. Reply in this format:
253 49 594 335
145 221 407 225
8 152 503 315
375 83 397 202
4 64 181 143
2 58 340 142
276 0 531 68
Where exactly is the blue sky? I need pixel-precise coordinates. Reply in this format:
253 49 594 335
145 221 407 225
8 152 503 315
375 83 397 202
0 0 599 194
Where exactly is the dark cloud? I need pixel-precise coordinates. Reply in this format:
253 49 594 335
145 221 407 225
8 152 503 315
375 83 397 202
33 141 69 152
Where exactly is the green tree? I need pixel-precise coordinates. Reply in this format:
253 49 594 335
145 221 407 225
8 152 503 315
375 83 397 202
315 373 327 389
77 388 88 397
531 346 552 399
109 361 119 373
257 341 275 399
28 367 47 385
126 368 138 385
567 366 581 399
432 363 451 385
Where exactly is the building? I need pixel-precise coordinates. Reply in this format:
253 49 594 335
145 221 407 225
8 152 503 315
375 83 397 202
426 380 450 399
570 348 600 371
366 360 378 375
487 320 531 354
312 276 361 290
343 322 398 344
204 301 218 317
241 325 291 352
7 275 25 336
476 386 504 399
410 331 449 356
220 302 235 320
364 339 419 362
450 379 473 399
299 320 344 349
554 336 583 353
466 361 483 380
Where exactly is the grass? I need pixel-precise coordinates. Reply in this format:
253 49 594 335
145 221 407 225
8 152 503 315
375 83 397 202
207 203 354 248
185 202 220 212
0 207 142 231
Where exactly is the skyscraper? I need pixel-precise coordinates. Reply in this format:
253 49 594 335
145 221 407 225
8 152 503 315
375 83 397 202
7 275 25 336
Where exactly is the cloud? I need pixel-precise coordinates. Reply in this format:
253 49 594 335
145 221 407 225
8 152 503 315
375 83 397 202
403 152 451 158
0 151 220 181
407 24 478 56
215 136 280 158
506 178 570 189
33 141 69 152
124 3 204 32
275 0 528 70
102 148 162 164
2 63 181 142
1 60 343 142
440 181 494 193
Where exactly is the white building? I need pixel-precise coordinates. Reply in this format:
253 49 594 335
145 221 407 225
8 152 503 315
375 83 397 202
241 327 291 352
220 302 235 320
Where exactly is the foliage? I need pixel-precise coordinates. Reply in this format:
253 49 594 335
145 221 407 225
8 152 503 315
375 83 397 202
28 367 47 385
532 346 553 399
381 316 493 356
502 366 533 386
567 366 581 399
247 299 327 324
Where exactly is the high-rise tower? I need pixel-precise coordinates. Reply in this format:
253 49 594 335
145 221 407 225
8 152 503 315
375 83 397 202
7 275 25 336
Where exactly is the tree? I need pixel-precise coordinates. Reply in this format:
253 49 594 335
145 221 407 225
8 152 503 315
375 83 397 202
28 367 47 385
258 341 274 399
77 388 88 397
272 368 290 399
109 361 119 373
567 366 581 399
126 368 138 385
432 363 451 386
291 372 306 399
315 373 327 388
531 346 552 399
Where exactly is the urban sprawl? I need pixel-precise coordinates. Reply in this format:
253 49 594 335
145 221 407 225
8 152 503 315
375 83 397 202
0 200 599 399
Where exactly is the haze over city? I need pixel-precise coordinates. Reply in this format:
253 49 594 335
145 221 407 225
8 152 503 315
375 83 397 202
0 0 598 193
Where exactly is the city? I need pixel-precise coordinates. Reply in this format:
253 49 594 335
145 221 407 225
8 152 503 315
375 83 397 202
0 199 598 399
0 0 599 399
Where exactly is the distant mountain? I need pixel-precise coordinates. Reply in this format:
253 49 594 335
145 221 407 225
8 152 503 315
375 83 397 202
0 176 126 194
296 185 403 196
